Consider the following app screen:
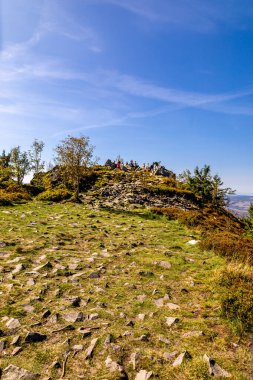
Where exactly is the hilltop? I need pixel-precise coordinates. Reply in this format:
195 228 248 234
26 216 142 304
0 164 252 379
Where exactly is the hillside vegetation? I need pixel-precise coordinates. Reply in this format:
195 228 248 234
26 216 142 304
0 201 252 379
0 138 252 378
0 163 252 379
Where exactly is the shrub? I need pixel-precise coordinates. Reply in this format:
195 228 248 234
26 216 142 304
220 265 253 334
151 207 203 227
0 189 30 205
37 188 72 202
23 184 44 196
148 185 198 202
200 231 253 264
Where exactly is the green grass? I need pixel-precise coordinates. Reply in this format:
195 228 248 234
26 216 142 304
0 201 252 379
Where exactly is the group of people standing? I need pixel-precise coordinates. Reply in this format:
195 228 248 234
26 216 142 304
106 158 162 173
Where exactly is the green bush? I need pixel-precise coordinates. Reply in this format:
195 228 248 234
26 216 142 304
0 189 30 205
37 188 72 202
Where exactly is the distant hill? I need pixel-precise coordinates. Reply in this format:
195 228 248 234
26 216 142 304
228 195 253 217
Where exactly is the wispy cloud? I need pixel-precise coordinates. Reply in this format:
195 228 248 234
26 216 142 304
40 0 102 52
101 0 253 32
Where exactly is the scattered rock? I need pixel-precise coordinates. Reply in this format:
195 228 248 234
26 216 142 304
42 310 51 319
52 325 75 333
165 317 179 327
158 261 171 269
139 271 154 277
104 334 114 345
11 346 22 356
0 339 6 352
78 327 92 338
187 240 199 245
51 360 61 369
2 364 39 379
10 335 21 346
12 264 24 274
22 304 34 313
89 313 99 320
139 334 149 341
73 344 84 351
203 354 232 377
68 296 81 307
172 351 192 367
62 312 83 323
27 278 36 286
130 352 140 370
105 356 124 373
136 294 146 302
158 336 171 345
84 338 98 359
33 261 52 272
25 332 47 343
167 303 180 310
6 318 21 329
163 351 178 361
87 272 100 279
135 370 153 380
182 330 204 338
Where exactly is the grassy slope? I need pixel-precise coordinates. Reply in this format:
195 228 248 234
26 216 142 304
0 201 252 379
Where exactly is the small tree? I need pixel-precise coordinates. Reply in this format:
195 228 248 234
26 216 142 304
0 150 12 184
0 150 11 168
29 139 45 174
54 135 94 200
10 146 30 185
180 165 234 208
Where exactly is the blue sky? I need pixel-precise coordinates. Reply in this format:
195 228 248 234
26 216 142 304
1 0 253 193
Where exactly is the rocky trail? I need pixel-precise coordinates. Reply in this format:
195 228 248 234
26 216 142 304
0 202 252 379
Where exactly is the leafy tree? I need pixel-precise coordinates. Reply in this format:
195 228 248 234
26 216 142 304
29 139 45 174
180 165 234 207
0 150 11 168
10 146 30 185
54 135 95 200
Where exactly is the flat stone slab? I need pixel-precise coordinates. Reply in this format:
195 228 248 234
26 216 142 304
2 364 40 379
62 312 84 323
6 318 21 329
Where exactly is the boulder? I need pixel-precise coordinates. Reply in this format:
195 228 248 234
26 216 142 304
153 166 175 178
